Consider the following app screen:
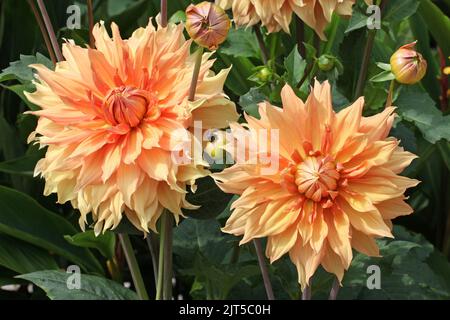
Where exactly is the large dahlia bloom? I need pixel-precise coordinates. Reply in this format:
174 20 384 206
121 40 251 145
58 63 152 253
26 20 237 234
214 81 419 289
216 0 356 38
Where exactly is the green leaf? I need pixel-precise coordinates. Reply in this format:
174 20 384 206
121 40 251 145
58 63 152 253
376 62 391 71
238 87 267 118
174 219 233 266
169 10 186 24
105 0 149 35
418 0 450 57
409 13 441 101
0 53 52 84
384 0 420 24
64 230 116 260
0 233 58 274
345 10 368 33
18 270 138 300
284 45 307 87
0 186 103 275
395 86 450 143
337 226 450 300
106 0 135 16
183 176 234 220
0 83 38 110
0 148 45 177
220 28 261 59
370 70 395 82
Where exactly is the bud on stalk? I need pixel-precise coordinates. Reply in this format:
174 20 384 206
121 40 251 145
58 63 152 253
390 41 427 85
186 1 231 50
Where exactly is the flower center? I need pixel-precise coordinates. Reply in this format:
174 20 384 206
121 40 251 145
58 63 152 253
294 156 340 202
102 86 159 127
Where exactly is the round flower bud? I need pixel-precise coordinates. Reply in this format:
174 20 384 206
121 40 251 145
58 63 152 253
390 41 427 85
317 55 335 72
186 2 231 50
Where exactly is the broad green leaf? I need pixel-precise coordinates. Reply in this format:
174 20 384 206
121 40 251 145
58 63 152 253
183 176 234 220
220 28 261 59
0 149 44 177
0 186 103 275
0 53 52 84
64 230 116 260
107 0 135 16
418 0 450 57
0 233 58 274
384 0 420 23
345 10 367 33
284 45 306 87
0 83 38 110
18 270 138 300
437 141 450 172
409 13 441 101
174 218 233 266
395 86 450 143
312 226 450 299
216 53 254 96
238 87 267 118
105 0 149 35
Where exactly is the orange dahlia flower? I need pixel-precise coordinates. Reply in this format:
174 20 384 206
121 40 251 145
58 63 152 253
25 20 238 234
214 81 419 289
216 0 356 38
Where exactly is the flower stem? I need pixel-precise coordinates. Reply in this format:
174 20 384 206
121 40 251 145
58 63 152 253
87 0 95 48
163 213 174 300
155 214 166 300
253 239 275 300
189 47 204 102
27 0 57 65
354 29 376 100
118 234 149 300
385 80 395 109
160 0 168 28
328 277 340 300
301 286 311 300
354 0 388 100
36 0 63 62
253 26 269 65
146 233 159 284
295 16 305 57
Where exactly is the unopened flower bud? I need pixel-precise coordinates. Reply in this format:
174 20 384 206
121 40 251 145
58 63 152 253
318 55 335 72
186 2 231 50
390 41 427 85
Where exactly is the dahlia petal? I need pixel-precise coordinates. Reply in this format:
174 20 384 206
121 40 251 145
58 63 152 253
325 208 352 268
117 163 142 206
289 239 323 290
321 242 345 284
122 128 143 164
157 182 183 216
191 97 239 129
331 97 364 154
375 197 414 220
101 143 122 182
339 198 393 238
137 148 171 181
384 147 418 174
266 222 298 263
360 107 396 141
351 227 381 257
310 206 328 253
